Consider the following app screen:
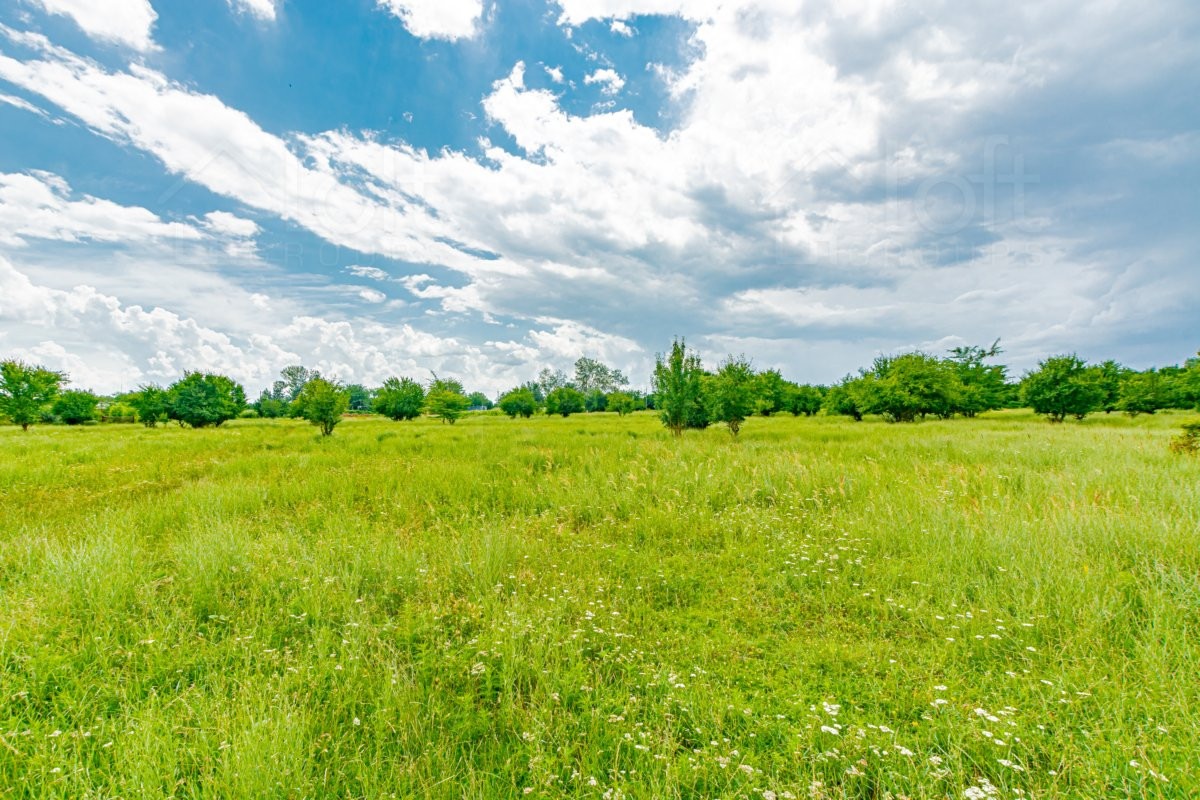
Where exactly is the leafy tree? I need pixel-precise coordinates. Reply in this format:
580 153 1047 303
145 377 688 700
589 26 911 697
128 385 168 427
546 386 585 417
574 357 630 394
53 390 99 425
607 391 635 416
101 401 137 424
653 338 705 436
467 391 493 410
293 377 349 436
166 372 246 428
254 390 289 419
947 341 1009 417
584 389 608 412
707 356 756 437
1021 355 1103 422
426 386 469 424
536 368 568 398
1117 370 1167 416
498 388 538 418
0 360 63 430
1093 360 1126 413
824 379 867 421
866 353 963 422
752 369 788 416
785 384 824 416
373 377 425 421
345 384 372 412
278 365 320 402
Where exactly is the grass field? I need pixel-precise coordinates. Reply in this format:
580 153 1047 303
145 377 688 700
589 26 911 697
1 411 1198 799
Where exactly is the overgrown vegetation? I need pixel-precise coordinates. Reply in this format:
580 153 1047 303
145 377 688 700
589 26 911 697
0 412 1196 797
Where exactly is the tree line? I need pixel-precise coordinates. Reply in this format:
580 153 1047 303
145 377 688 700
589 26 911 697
2 343 1198 437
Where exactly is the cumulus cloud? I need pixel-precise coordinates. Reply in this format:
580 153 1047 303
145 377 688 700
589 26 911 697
376 0 483 41
583 67 624 94
27 0 158 51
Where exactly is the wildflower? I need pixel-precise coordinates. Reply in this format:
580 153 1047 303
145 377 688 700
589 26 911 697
820 725 839 736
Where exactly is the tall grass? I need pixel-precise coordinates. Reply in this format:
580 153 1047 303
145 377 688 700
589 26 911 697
1 410 1197 798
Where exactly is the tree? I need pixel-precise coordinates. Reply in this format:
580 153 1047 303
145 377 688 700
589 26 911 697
345 384 372 412
707 356 756 437
752 369 788 416
1093 360 1126 414
467 391 493 410
128 385 168 427
278 365 320 402
373 377 425 421
653 338 705 436
0 360 63 431
584 389 608 412
293 378 349 436
53 390 99 425
254 390 289 419
607 391 635 416
498 388 538 418
166 372 246 428
865 353 963 422
947 341 1009 417
823 381 864 421
426 385 469 424
574 357 629 394
1117 370 1167 416
785 384 824 416
537 368 568 398
1021 355 1103 422
546 386 585 417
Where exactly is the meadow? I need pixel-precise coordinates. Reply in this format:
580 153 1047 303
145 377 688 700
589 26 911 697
0 411 1197 799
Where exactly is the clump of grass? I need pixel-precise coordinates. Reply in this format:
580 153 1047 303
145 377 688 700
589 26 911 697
0 411 1197 798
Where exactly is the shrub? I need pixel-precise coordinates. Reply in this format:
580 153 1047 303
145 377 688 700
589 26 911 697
53 390 99 425
607 391 635 416
1170 421 1200 455
546 386 585 417
1021 355 1103 422
374 377 425 421
293 378 349 436
102 401 138 424
498 388 538 418
239 409 260 419
166 372 246 428
127 385 168 427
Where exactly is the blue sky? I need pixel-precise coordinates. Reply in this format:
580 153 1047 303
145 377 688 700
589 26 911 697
0 0 1197 394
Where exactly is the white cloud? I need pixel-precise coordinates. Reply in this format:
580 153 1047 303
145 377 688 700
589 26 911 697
376 0 482 41
544 64 564 83
357 287 386 303
226 0 278 22
0 171 203 247
583 67 624 95
27 0 158 52
202 210 260 238
610 20 633 37
346 265 389 281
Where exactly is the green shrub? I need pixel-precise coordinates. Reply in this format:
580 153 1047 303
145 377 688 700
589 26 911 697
1170 421 1200 455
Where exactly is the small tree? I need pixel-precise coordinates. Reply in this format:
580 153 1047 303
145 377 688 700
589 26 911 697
607 391 635 416
824 380 865 421
546 386 585 417
786 384 824 416
707 356 756 437
0 360 63 430
373 377 425 421
1170 420 1200 455
498 388 538 418
752 369 788 416
1021 355 1103 422
467 391 493 410
1118 370 1167 416
128 385 168 427
345 384 372 412
426 387 469 424
166 372 246 428
653 338 705 436
53 390 99 425
294 377 349 436
584 389 608 413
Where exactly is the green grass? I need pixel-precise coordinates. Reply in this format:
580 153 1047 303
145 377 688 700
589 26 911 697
1 410 1198 798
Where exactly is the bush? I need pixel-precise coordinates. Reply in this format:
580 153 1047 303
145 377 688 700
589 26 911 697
374 377 425 421
166 372 246 428
1021 355 1103 422
239 409 260 419
706 356 755 437
0 360 63 430
607 391 635 416
546 386 585 417
53 390 100 425
1170 421 1200 455
128 385 168 427
426 387 469 424
102 401 138 424
293 378 349 436
498 388 538 418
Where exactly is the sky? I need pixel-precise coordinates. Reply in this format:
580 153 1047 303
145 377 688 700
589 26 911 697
0 0 1197 395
